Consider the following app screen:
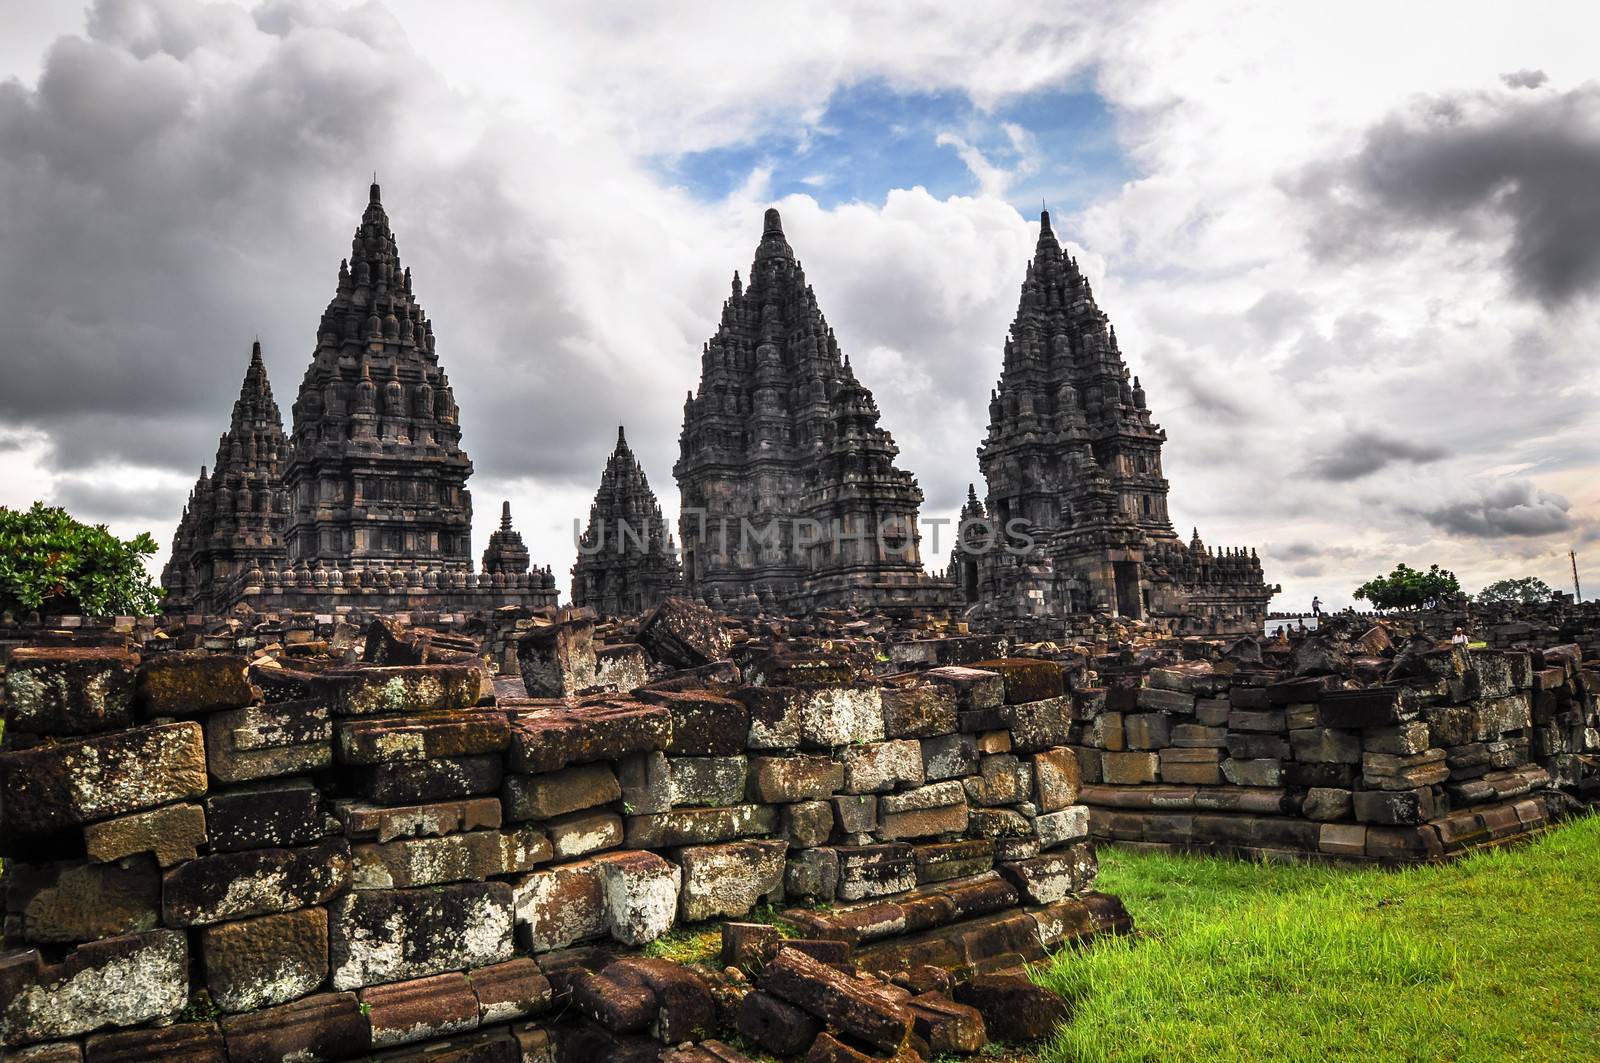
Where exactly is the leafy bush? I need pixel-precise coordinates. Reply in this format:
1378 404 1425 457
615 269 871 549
1475 576 1554 606
1352 562 1461 610
0 503 163 617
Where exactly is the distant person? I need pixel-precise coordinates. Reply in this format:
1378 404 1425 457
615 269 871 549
1451 627 1469 649
1311 596 1323 618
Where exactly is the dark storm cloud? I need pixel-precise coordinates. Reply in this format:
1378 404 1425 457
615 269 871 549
1416 479 1572 538
1302 429 1446 482
52 476 187 524
1295 83 1600 307
1500 69 1548 90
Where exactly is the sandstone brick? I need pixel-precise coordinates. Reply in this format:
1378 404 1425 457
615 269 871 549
1221 758 1283 787
841 740 924 794
678 840 788 921
82 802 207 867
1100 751 1159 784
512 860 606 951
361 971 480 1047
624 804 777 848
636 688 750 755
963 753 1031 806
472 957 552 1022
339 796 501 843
203 700 332 784
546 810 624 858
321 663 484 716
1317 822 1368 857
201 907 328 1012
503 763 620 821
1289 727 1362 764
335 711 510 764
737 989 820 1056
1158 747 1222 785
4 646 138 736
1035 805 1090 850
781 800 834 848
831 793 878 835
218 992 369 1063
918 666 1004 710
637 597 731 667
353 827 549 889
879 684 958 739
6 855 159 944
761 947 911 1052
785 847 840 902
592 849 681 945
1 722 208 841
1302 787 1353 821
666 755 749 807
83 1022 226 1062
998 843 1096 903
517 619 596 698
204 779 327 852
972 659 1064 704
162 839 351 926
749 755 844 802
507 702 671 773
920 733 978 780
137 652 254 716
329 882 514 989
1 930 187 1046
1032 747 1082 811
913 838 994 884
836 844 915 901
359 754 504 804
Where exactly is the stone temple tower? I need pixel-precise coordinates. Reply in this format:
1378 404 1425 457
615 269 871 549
572 426 683 617
675 209 951 616
974 211 1276 633
284 181 474 580
163 341 290 613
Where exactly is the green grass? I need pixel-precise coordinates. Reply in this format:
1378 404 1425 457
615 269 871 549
1032 815 1600 1063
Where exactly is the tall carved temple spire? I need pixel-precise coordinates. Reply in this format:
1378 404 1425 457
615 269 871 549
482 500 532 576
162 340 290 612
675 209 950 616
973 211 1275 632
284 181 473 576
572 426 683 616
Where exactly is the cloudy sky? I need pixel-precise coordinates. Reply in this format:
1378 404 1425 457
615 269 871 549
1 0 1595 610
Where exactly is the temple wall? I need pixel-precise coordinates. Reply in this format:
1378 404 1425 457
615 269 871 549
0 610 1126 1059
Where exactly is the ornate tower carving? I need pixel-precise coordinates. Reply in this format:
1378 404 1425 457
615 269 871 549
283 182 473 576
162 341 289 612
572 427 683 616
975 211 1275 632
675 209 951 616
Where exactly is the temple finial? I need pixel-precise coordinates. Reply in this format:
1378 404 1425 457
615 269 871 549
500 500 512 532
369 174 381 202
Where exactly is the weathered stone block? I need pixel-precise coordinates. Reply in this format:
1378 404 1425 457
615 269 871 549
637 689 749 755
603 955 717 1043
668 755 749 808
6 855 159 944
798 686 885 748
1100 751 1159 784
841 740 924 794
205 779 326 852
678 840 788 921
920 666 1004 711
1 722 208 841
637 597 731 667
336 711 510 765
361 971 479 1047
1302 787 1353 821
503 763 620 821
1221 757 1283 787
623 804 777 847
591 849 681 945
5 646 137 736
920 733 978 780
952 973 1068 1044
1226 733 1290 760
1031 747 1082 812
517 620 596 698
761 947 911 1052
546 809 624 858
963 754 1031 806
749 755 844 803
218 992 370 1063
339 796 501 843
999 843 1096 903
880 684 958 739
1035 806 1090 850
162 839 351 926
83 1022 227 1062
1289 727 1362 764
512 860 606 951
1158 747 1222 785
359 754 504 804
507 702 671 773
737 989 821 1056
781 800 834 848
137 652 254 716
329 882 514 989
832 793 878 835
201 907 328 1012
204 700 331 784
972 659 1064 704
1362 749 1450 790
785 847 840 902
1319 687 1417 728
1 930 187 1046
472 957 552 1022
353 827 549 889
321 664 484 717
835 844 915 901
913 838 994 884
1352 786 1438 826
1136 687 1196 714
82 802 207 867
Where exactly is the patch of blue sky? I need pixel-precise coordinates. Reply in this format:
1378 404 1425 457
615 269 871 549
657 78 1130 216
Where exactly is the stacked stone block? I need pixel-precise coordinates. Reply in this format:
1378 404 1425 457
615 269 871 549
0 614 1122 1059
1070 642 1594 863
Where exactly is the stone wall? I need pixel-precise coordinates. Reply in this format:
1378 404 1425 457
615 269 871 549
0 608 1128 1060
1065 633 1598 862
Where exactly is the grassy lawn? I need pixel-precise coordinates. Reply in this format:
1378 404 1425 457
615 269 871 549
1031 814 1600 1063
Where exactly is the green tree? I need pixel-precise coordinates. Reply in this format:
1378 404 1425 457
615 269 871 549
0 503 163 617
1475 576 1554 606
1352 562 1461 610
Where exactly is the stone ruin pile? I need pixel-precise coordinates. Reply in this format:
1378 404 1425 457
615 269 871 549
1071 619 1600 860
0 600 1131 1061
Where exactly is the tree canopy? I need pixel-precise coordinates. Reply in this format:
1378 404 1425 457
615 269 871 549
1352 563 1461 611
0 503 163 617
1475 576 1554 606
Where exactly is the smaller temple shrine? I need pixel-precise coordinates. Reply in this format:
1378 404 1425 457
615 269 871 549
572 427 683 617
